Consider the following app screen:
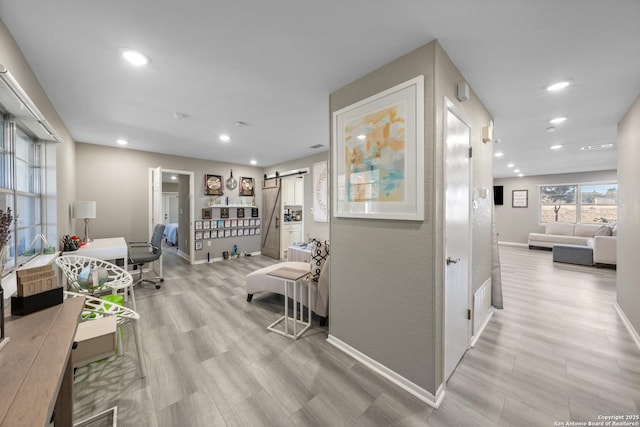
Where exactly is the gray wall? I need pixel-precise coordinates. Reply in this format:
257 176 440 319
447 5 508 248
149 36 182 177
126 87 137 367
329 40 493 394
0 19 76 240
264 151 330 242
494 170 617 244
75 142 264 262
617 94 640 336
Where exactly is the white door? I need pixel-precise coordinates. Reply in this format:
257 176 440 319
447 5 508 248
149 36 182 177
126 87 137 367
444 99 471 381
163 194 179 224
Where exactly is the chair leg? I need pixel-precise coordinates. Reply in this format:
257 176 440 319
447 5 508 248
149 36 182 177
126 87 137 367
319 317 328 327
247 293 253 302
132 320 147 378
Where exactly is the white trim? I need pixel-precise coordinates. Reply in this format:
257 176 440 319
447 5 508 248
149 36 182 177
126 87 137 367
498 241 528 248
192 251 262 264
327 335 445 409
472 309 494 347
614 303 640 352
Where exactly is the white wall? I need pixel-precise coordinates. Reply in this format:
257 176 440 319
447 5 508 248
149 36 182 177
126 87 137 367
617 94 640 338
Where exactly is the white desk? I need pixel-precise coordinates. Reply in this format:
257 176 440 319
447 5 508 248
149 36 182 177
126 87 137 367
64 237 128 270
266 266 311 340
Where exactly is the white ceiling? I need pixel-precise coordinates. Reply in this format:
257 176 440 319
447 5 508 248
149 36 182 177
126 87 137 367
1 1 638 178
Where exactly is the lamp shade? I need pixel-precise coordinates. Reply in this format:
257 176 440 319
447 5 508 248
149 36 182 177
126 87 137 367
72 201 96 219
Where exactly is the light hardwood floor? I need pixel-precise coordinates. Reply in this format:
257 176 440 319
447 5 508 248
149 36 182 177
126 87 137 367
73 244 639 426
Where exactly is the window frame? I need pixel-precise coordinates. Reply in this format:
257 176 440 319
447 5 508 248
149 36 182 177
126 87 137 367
538 181 618 225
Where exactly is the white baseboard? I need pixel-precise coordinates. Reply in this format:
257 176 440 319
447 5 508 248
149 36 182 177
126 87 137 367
192 251 263 265
472 278 494 347
177 250 190 261
326 335 445 409
614 303 640 352
498 241 528 248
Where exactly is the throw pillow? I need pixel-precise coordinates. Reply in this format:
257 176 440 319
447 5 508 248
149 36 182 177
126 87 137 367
310 239 329 282
595 225 613 236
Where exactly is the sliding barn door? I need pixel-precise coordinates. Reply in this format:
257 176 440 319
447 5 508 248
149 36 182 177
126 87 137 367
261 178 282 259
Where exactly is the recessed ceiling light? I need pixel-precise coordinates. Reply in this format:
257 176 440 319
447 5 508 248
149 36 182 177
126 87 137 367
357 134 366 140
171 175 177 180
250 160 257 165
549 117 567 124
514 169 521 173
219 134 231 142
116 138 128 145
121 49 150 66
507 163 515 168
581 143 615 151
550 144 563 150
545 81 570 92
518 173 524 177
546 126 556 133
494 152 504 157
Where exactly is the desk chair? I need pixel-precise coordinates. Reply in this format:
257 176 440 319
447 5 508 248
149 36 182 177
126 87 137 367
128 224 165 289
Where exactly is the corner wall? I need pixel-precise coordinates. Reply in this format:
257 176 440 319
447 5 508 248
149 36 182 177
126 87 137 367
617 94 640 338
329 40 493 398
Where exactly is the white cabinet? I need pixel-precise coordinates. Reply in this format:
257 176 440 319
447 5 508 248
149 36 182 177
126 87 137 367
282 178 304 206
281 223 303 257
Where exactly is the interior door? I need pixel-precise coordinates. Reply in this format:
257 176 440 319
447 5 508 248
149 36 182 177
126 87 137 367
163 194 179 224
444 99 471 381
262 178 282 259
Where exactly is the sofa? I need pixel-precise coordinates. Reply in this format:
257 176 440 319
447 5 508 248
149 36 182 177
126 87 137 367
528 223 602 249
528 222 617 266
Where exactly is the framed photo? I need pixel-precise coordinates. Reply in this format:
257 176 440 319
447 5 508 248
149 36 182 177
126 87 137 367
244 229 250 236
231 219 238 227
195 231 203 240
255 227 261 235
204 174 223 196
224 229 231 238
217 220 225 228
211 231 217 239
203 221 210 229
512 190 528 208
251 208 259 218
195 241 203 250
203 230 210 239
202 208 213 220
224 220 231 228
217 230 224 238
220 207 230 219
231 229 237 237
195 221 202 230
332 75 424 220
211 220 218 229
249 228 255 235
240 177 255 196
249 219 255 226
237 207 245 218
255 218 261 226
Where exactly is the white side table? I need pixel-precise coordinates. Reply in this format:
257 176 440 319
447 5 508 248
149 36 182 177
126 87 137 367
287 244 311 262
266 266 311 340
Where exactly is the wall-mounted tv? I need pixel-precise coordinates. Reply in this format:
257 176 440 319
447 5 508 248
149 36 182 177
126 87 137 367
493 185 504 205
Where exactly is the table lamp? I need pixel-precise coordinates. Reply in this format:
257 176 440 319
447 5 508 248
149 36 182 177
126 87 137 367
72 201 96 242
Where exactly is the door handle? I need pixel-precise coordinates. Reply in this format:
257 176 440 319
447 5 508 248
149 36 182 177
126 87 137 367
446 257 460 265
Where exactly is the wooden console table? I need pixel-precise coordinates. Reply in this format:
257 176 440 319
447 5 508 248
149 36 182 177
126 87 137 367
0 296 84 426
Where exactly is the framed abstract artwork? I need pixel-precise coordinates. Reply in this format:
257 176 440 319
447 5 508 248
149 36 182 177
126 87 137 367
332 75 424 220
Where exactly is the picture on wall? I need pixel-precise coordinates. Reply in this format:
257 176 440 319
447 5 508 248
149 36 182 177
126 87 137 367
204 174 223 196
332 75 424 220
220 207 230 219
313 160 329 223
202 208 213 220
237 208 245 218
239 177 255 196
512 190 528 208
251 208 259 217
195 241 203 250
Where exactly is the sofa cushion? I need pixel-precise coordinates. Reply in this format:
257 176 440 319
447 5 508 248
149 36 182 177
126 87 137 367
574 224 600 237
545 222 574 236
594 225 613 236
310 240 329 282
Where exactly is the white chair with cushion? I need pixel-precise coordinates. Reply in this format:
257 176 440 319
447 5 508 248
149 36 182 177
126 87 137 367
246 240 330 325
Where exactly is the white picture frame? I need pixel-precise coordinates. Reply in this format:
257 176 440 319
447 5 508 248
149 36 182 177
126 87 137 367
332 75 424 220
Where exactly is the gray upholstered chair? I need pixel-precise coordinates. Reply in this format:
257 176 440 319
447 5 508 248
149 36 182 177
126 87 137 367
128 223 165 289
